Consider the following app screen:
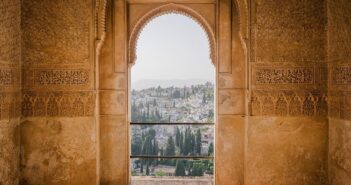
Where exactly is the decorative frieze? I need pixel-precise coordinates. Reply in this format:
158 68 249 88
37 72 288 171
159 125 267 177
35 70 90 85
332 65 351 85
250 90 327 117
0 69 15 85
22 91 95 117
0 93 21 121
254 67 314 84
328 91 351 120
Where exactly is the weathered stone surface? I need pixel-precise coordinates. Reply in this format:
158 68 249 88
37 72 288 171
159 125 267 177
218 89 245 115
329 118 351 185
328 1 351 184
246 117 328 185
20 117 96 185
216 116 244 185
100 90 126 115
0 0 21 184
100 116 128 185
0 120 20 185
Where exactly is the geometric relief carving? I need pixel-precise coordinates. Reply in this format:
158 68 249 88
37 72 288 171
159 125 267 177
302 95 315 116
35 69 90 85
250 90 327 117
22 0 92 65
288 95 302 116
275 95 288 116
22 91 95 117
332 65 351 85
0 69 15 85
254 67 314 84
329 91 351 120
0 93 20 120
261 96 274 115
0 0 20 64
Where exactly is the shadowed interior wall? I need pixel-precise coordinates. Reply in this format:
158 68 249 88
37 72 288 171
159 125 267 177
0 0 21 184
328 0 351 184
248 0 328 184
20 0 97 184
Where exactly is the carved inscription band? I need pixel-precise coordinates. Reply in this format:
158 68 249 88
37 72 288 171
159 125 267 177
35 70 90 85
254 67 314 84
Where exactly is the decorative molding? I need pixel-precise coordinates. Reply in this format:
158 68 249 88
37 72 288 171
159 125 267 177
250 90 327 117
95 0 108 57
128 3 216 66
22 91 95 117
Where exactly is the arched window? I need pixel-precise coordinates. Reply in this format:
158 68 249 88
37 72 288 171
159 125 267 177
130 13 215 184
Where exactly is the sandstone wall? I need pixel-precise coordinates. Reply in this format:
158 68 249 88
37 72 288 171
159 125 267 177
248 0 328 184
20 0 97 184
0 0 21 184
327 0 351 184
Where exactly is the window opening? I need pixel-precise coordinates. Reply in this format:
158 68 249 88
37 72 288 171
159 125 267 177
130 13 215 185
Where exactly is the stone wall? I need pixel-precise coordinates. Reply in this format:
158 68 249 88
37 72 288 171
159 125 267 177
248 0 328 184
328 0 351 184
0 0 21 184
20 0 97 184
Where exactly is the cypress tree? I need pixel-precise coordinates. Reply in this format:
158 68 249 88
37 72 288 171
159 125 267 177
165 136 175 156
195 129 202 155
208 142 214 156
175 127 181 147
175 160 186 176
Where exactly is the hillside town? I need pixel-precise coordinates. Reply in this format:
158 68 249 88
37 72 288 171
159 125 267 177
131 82 214 123
131 82 215 178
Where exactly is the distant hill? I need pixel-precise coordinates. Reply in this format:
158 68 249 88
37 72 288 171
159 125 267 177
132 79 214 90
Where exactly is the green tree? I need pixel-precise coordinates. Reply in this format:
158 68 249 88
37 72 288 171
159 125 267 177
179 132 184 154
175 160 186 176
195 129 202 155
208 142 214 156
165 136 175 156
191 162 204 176
175 127 181 147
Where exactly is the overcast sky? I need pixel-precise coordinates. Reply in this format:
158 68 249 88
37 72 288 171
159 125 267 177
131 14 215 83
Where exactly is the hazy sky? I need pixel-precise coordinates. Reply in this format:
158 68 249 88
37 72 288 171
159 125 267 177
131 14 215 83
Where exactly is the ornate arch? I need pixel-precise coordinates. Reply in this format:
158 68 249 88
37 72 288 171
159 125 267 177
95 0 108 57
128 3 217 66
